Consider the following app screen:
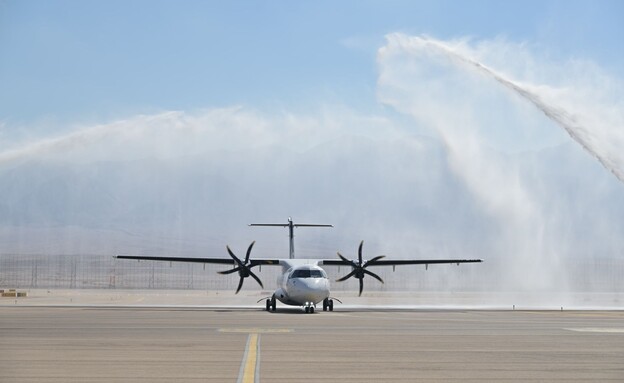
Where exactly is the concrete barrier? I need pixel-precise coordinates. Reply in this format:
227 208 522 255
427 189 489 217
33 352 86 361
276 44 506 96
1 290 27 298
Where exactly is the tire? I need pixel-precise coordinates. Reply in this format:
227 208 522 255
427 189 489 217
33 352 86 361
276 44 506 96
323 299 328 311
329 299 334 312
305 306 310 313
266 299 271 311
271 298 276 312
310 306 314 314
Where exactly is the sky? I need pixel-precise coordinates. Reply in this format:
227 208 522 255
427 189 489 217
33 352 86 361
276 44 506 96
1 0 623 131
0 1 623 295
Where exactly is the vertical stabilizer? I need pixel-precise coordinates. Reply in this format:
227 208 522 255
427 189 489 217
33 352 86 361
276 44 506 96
249 217 333 259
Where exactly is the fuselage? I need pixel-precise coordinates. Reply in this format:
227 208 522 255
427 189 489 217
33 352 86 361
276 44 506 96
272 261 330 306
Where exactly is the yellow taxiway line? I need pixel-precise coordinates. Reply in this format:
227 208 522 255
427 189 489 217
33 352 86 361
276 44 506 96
225 328 292 382
238 333 260 383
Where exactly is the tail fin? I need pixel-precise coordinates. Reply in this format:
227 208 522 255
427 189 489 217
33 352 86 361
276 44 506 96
249 217 332 259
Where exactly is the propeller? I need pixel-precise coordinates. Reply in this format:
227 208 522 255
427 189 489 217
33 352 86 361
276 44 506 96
336 240 385 296
218 241 263 294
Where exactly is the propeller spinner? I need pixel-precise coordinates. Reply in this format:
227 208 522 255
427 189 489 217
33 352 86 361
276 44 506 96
336 240 385 296
219 241 263 294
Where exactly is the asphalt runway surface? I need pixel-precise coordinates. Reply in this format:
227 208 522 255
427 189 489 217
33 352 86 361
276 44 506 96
1 306 623 382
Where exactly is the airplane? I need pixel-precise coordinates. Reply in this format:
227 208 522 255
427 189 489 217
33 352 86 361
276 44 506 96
115 218 482 313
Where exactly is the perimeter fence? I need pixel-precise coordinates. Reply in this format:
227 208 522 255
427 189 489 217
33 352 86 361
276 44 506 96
0 253 622 292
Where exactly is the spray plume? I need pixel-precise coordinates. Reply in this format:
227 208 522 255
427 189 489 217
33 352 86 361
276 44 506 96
1 34 622 298
377 33 624 293
394 35 624 184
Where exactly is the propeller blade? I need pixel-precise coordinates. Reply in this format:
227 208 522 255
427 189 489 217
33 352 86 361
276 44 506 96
235 277 245 294
225 241 261 294
337 242 381 296
248 269 264 289
226 246 243 266
337 252 356 267
365 255 386 266
363 268 384 284
358 240 364 265
218 266 242 275
336 269 356 282
245 241 256 264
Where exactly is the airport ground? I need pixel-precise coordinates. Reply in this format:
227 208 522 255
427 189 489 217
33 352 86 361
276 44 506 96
1 290 623 382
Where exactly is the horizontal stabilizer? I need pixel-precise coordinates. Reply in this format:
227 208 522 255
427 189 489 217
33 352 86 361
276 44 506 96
249 217 333 259
249 223 333 227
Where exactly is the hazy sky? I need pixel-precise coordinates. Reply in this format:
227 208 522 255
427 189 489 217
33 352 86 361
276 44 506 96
1 1 623 294
1 0 623 130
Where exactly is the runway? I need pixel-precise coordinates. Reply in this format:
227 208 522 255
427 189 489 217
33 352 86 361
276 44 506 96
1 305 623 382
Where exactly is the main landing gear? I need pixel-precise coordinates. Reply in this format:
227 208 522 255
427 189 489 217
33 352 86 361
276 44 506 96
322 298 334 312
265 296 276 312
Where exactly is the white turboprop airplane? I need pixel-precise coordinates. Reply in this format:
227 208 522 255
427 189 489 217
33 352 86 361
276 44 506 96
116 218 482 313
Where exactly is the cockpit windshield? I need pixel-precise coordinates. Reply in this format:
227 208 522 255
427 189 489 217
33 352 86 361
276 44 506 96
290 269 326 279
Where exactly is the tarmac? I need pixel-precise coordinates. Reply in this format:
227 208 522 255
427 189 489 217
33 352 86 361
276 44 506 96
1 290 623 382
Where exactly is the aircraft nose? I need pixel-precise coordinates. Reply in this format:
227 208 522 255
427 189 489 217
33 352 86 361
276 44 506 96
304 278 327 289
305 279 329 297
291 278 329 303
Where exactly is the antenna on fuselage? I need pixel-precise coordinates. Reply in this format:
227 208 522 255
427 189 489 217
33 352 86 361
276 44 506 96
249 217 333 259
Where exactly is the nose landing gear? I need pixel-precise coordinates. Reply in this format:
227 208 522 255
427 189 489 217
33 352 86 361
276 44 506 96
303 302 315 313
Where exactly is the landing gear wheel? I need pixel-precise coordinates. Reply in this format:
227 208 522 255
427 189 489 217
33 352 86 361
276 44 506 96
305 306 310 313
328 299 334 312
310 306 314 314
270 297 276 312
265 299 271 311
323 298 328 311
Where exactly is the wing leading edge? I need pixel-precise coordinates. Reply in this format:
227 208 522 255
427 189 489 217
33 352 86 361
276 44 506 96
320 259 482 266
115 255 482 267
114 255 282 267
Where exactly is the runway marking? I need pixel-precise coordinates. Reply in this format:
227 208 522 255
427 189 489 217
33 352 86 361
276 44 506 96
237 333 260 383
565 328 624 333
219 328 293 333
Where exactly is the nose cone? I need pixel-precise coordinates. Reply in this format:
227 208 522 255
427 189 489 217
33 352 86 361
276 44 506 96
289 278 330 304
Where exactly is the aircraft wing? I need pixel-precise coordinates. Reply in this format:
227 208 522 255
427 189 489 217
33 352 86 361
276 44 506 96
115 255 282 267
320 256 481 296
320 259 482 266
115 255 481 267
